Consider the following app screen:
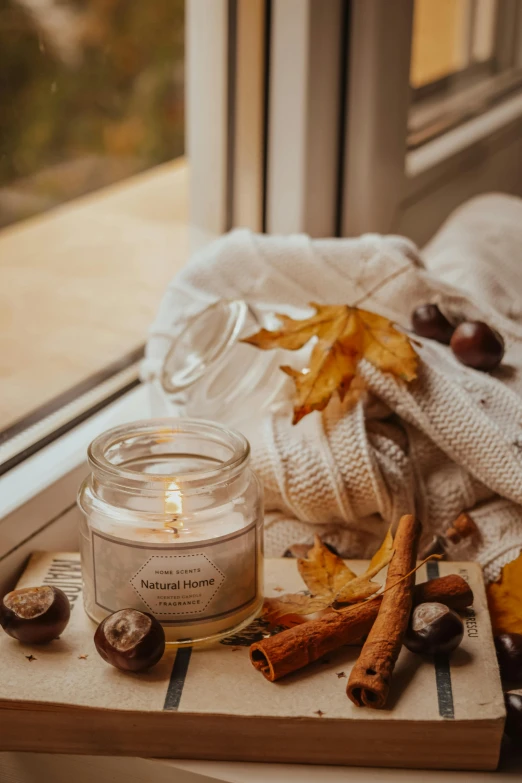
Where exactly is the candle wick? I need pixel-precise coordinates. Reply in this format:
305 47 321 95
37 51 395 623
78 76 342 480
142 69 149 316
166 516 180 538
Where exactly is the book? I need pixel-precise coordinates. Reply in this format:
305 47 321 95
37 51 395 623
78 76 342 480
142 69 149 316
0 552 505 770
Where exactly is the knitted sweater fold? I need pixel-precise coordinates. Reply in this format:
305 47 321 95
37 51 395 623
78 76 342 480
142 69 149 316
145 194 522 581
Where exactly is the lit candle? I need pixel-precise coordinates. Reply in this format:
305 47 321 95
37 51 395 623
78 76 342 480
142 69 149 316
78 418 264 645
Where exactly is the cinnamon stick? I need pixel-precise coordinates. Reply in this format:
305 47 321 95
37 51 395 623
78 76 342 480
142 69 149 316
250 573 472 682
347 514 421 708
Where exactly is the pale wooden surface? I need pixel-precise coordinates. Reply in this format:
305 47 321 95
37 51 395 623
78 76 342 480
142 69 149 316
0 159 188 431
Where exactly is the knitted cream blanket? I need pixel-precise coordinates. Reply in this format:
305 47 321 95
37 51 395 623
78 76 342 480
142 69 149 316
144 194 522 581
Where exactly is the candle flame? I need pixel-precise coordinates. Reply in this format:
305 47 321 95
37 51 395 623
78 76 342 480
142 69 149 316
165 481 183 516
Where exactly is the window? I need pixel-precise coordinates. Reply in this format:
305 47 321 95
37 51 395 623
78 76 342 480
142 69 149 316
3 0 522 475
409 0 522 148
0 0 186 472
337 0 522 244
2 0 522 613
0 0 184 228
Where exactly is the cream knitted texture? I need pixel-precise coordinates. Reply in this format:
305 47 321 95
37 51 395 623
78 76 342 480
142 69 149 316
144 194 522 581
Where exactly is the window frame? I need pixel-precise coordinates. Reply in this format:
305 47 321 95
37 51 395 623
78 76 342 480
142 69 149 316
342 0 522 245
5 0 522 533
189 0 522 247
188 0 348 238
408 0 522 150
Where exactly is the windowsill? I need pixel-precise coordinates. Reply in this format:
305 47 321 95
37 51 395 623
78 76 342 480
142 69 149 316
0 383 150 599
0 158 189 433
0 384 149 521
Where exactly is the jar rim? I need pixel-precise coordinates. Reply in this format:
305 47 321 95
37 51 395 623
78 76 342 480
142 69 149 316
87 417 250 491
161 300 254 394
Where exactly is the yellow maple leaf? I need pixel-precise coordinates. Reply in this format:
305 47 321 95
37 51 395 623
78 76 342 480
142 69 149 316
335 527 394 603
262 532 394 625
243 303 417 424
297 535 358 598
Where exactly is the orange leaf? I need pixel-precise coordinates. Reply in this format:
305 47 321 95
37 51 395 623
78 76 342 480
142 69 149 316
297 535 358 598
335 527 394 603
355 309 418 381
263 530 395 623
242 303 352 351
243 304 417 424
487 551 522 635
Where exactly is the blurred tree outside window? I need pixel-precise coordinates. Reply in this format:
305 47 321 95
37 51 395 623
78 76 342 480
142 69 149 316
0 0 184 229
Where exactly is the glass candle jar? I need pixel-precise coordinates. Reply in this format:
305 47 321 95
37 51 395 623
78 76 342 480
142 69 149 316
149 299 304 427
78 418 264 646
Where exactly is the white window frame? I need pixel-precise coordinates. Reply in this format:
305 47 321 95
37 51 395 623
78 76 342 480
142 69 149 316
189 0 522 246
188 0 346 238
341 0 414 239
342 0 522 245
265 0 345 236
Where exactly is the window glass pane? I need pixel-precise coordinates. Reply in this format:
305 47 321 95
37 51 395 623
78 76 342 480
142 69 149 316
0 0 186 466
411 0 473 89
0 0 184 228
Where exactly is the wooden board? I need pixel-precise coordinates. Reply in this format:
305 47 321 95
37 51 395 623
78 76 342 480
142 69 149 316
0 553 505 770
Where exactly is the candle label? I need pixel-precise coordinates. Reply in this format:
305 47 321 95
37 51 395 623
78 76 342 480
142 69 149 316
91 523 258 624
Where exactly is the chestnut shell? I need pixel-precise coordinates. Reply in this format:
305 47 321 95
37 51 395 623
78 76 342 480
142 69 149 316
411 304 454 344
405 602 464 656
450 321 504 372
495 633 522 683
94 608 165 672
0 585 71 644
505 692 522 742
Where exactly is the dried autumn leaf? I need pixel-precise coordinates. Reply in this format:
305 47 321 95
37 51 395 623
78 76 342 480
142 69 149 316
243 303 417 424
487 551 522 635
263 593 331 625
297 535 358 598
335 527 394 603
264 531 395 623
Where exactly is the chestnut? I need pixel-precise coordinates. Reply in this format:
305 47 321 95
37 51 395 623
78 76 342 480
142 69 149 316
450 321 504 372
404 602 464 656
411 304 454 344
505 692 522 742
94 608 165 672
494 633 522 683
0 586 70 644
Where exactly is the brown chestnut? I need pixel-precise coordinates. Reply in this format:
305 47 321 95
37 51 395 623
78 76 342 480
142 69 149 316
450 321 504 372
405 602 464 656
0 586 70 644
94 608 165 672
411 304 454 344
495 633 522 683
505 692 522 742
